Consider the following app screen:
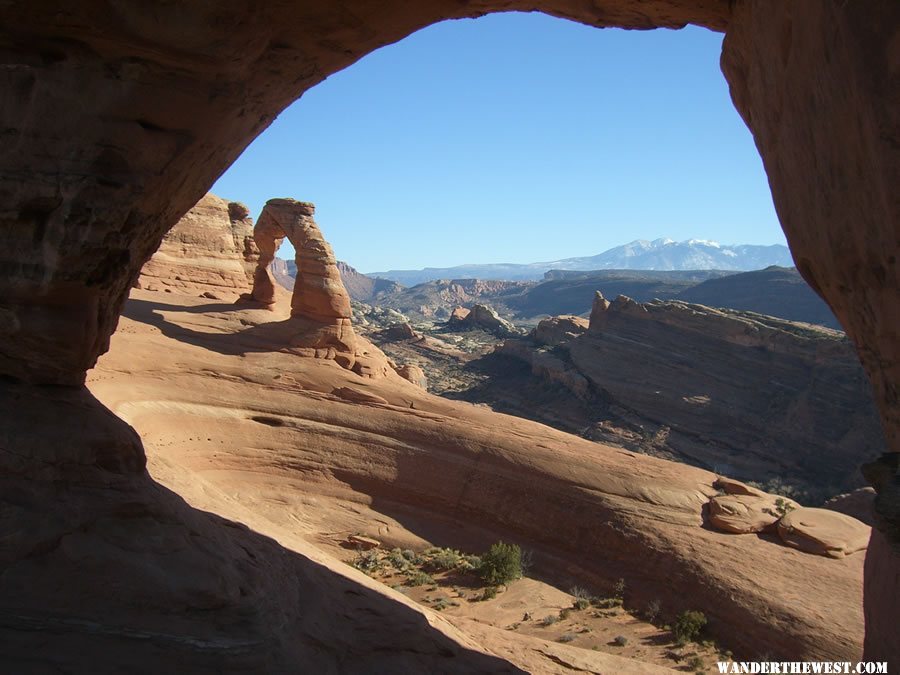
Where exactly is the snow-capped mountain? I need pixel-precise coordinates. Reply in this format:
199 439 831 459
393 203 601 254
365 239 793 285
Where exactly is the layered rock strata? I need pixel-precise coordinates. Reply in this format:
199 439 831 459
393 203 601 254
136 194 258 299
499 295 885 499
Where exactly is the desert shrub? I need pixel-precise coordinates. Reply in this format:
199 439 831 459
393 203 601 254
774 497 795 518
573 598 590 610
479 541 522 586
673 610 707 645
646 598 661 623
406 570 435 587
613 635 628 647
462 554 482 570
592 597 623 609
479 586 499 601
558 608 571 620
540 615 558 627
401 549 420 563
613 578 626 599
432 598 451 611
429 548 463 571
353 550 382 574
558 633 576 643
386 548 411 571
687 655 705 672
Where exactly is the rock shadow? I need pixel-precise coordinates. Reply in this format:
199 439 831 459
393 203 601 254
123 296 344 358
0 462 523 673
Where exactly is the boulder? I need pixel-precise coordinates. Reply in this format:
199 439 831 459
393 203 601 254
777 507 870 558
531 315 589 346
708 493 796 534
396 364 427 389
381 323 420 341
448 303 517 337
449 306 470 322
714 476 769 498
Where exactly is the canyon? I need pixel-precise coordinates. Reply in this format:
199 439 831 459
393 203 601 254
1 1 898 672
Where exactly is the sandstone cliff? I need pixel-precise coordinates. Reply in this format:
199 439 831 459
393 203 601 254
136 194 258 299
493 295 884 501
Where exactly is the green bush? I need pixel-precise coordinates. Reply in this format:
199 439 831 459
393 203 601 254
429 547 463 571
479 586 499 601
353 550 382 574
573 598 590 610
479 541 522 586
673 610 707 645
406 570 435 587
613 635 628 647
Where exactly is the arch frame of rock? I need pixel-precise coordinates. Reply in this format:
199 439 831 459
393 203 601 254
1 0 897 666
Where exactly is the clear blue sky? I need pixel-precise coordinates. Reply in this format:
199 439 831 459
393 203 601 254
212 12 784 273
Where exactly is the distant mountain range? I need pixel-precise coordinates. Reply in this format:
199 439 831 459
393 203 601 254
365 238 793 285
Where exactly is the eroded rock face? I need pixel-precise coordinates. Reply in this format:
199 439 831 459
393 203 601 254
137 193 258 299
503 299 886 499
531 315 589 346
721 8 900 651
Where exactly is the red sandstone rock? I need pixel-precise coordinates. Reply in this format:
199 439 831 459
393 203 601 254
531 315 589 346
250 198 357 355
449 307 470 322
396 364 427 389
777 508 870 559
252 199 352 320
137 193 258 299
448 303 518 337
708 493 797 535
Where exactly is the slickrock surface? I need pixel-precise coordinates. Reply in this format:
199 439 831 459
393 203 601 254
497 295 884 500
136 193 258 299
58 286 867 670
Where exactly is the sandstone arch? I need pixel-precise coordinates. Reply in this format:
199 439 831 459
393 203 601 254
250 199 352 323
0 0 897 665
